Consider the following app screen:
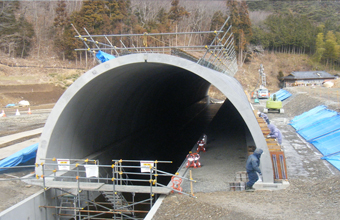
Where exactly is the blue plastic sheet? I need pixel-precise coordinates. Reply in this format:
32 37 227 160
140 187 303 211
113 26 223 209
293 105 340 171
298 115 340 141
0 143 38 171
96 50 115 63
290 108 337 131
290 105 326 124
322 153 340 171
272 89 292 101
310 130 340 156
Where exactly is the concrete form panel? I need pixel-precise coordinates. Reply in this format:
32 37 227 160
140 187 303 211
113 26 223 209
0 190 54 220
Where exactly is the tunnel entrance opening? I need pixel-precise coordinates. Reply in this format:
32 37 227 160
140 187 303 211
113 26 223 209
39 58 255 187
44 63 222 175
25 53 275 220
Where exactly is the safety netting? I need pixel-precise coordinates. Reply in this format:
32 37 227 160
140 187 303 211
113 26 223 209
96 50 115 63
272 89 292 101
291 105 340 171
0 143 38 171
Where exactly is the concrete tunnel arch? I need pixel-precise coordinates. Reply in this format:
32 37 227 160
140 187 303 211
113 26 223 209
36 53 274 183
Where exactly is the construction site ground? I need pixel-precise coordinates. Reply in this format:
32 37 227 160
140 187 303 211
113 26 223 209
1 85 340 219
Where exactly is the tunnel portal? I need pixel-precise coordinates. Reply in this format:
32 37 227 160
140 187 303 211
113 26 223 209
36 53 273 183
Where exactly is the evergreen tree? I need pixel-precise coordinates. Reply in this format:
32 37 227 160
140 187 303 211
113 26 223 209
53 0 68 60
156 8 171 33
261 14 316 54
16 14 35 57
0 1 34 57
277 70 284 88
168 0 190 25
57 0 133 60
206 11 225 44
226 0 252 63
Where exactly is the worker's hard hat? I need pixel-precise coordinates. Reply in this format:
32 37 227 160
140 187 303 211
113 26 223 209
257 112 261 115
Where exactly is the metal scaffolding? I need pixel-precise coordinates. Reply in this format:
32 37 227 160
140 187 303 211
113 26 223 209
34 158 195 219
73 17 238 77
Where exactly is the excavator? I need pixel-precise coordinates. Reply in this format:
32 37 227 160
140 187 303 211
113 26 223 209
263 94 284 114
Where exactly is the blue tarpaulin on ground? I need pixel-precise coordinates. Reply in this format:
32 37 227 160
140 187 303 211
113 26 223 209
96 50 115 63
272 89 292 101
322 153 340 171
298 115 340 141
292 105 340 171
310 130 340 156
0 143 38 171
290 105 326 124
290 108 337 131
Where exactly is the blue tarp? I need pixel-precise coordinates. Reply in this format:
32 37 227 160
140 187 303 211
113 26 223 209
290 105 326 124
96 50 115 63
290 108 337 131
298 115 340 141
292 105 340 171
272 89 292 101
0 143 38 171
310 130 340 156
322 154 340 171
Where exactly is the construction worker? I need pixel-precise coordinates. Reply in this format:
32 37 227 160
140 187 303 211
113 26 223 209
267 124 283 145
258 111 270 124
245 148 263 192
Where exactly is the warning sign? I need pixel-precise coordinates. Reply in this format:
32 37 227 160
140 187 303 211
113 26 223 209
57 159 70 170
140 161 154 173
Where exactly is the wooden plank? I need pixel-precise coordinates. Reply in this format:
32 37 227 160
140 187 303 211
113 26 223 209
267 142 280 146
39 181 172 195
268 147 281 151
43 181 105 190
99 184 172 194
266 138 277 142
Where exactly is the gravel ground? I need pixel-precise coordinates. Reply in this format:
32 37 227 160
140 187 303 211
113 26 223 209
152 86 340 220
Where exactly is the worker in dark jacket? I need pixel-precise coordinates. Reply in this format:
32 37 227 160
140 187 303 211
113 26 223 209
246 148 263 192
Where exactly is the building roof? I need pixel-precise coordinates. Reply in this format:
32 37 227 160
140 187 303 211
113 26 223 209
284 71 335 80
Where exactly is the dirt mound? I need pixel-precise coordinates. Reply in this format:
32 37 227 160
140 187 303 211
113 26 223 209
0 84 65 107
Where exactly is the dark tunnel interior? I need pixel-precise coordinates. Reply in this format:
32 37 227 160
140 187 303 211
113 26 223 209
45 62 248 182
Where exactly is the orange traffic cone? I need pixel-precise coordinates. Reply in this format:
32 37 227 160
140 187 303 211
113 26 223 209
15 109 20 116
28 108 32 115
1 109 6 117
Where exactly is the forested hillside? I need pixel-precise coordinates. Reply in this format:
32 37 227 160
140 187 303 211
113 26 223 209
0 0 339 81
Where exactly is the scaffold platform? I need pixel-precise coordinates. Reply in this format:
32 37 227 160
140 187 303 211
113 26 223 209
34 180 172 194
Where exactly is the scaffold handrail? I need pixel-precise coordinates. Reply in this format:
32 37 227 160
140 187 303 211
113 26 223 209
73 17 238 77
36 154 203 219
76 30 224 38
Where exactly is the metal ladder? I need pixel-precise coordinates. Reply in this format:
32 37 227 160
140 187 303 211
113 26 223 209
101 191 132 215
58 194 77 219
